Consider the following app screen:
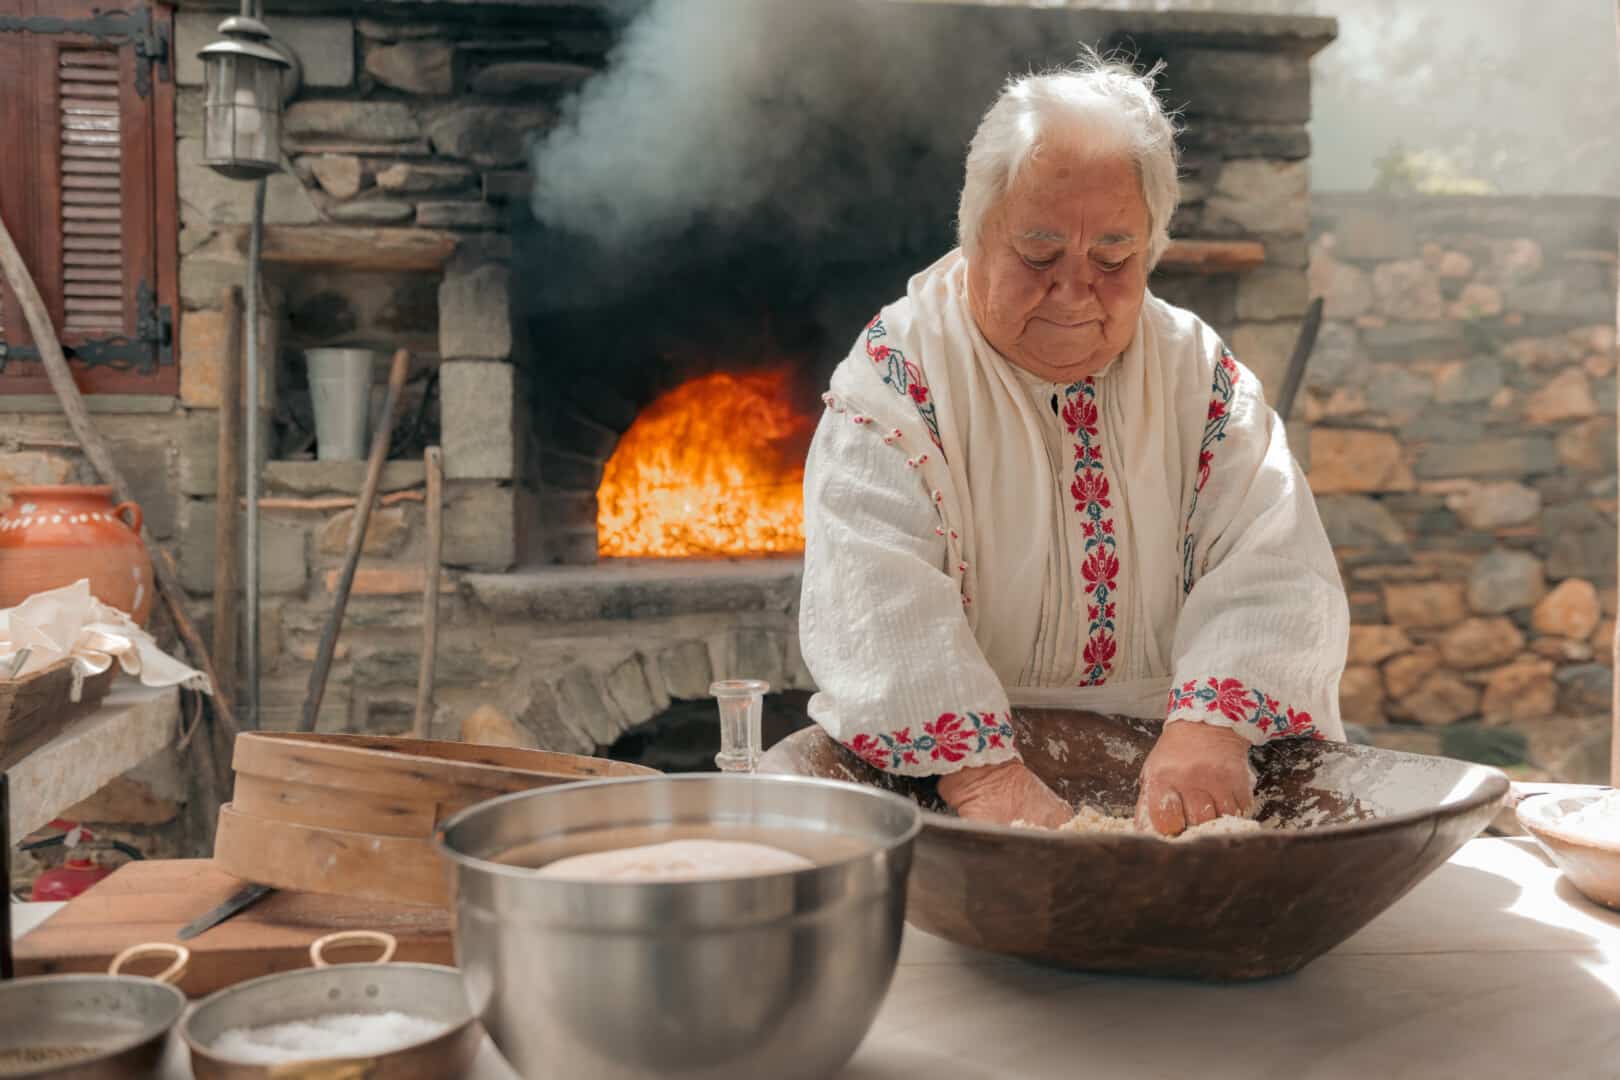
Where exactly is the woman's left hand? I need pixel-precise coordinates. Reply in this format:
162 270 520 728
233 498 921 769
1135 722 1254 836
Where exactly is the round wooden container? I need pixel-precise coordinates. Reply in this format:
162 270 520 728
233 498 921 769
214 732 658 907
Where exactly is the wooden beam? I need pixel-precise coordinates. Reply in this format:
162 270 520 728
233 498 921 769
222 226 459 273
1155 239 1268 274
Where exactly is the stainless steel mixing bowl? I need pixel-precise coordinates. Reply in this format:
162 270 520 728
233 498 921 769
435 773 922 1080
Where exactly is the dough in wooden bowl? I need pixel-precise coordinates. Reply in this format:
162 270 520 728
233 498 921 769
534 839 814 882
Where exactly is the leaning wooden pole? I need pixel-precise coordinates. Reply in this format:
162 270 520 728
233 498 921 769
300 349 410 733
0 208 236 841
0 211 237 738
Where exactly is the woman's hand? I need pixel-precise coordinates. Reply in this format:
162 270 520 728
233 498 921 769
1135 722 1254 836
937 759 1072 828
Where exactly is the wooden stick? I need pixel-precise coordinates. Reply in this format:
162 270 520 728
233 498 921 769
300 349 411 733
1275 296 1325 422
252 489 425 512
8 438 81 450
0 207 235 848
213 286 244 714
0 209 238 744
413 446 444 738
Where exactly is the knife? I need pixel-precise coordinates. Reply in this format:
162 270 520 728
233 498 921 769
177 882 274 940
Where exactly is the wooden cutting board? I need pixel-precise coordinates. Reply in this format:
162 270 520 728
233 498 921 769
12 858 454 997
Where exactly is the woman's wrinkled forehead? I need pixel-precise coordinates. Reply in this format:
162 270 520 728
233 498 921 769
998 149 1149 243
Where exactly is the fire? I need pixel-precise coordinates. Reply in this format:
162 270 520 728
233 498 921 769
597 368 815 558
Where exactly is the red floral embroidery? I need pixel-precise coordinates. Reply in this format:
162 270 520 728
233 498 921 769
866 316 942 449
1166 677 1322 741
841 711 1015 772
1182 347 1239 594
1064 378 1118 686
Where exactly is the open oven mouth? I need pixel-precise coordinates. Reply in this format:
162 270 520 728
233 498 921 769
596 365 816 558
519 211 944 565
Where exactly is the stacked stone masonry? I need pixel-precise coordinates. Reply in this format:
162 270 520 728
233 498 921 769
1308 194 1618 781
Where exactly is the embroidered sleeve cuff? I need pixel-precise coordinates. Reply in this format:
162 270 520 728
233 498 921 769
841 710 1021 777
1165 677 1324 745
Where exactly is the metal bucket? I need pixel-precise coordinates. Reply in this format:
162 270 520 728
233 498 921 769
0 943 189 1078
182 931 481 1079
304 348 378 461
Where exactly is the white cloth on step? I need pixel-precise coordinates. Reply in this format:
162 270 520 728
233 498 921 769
0 578 211 698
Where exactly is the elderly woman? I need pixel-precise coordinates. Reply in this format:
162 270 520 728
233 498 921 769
799 54 1348 836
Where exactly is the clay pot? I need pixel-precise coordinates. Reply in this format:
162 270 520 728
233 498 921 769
0 485 155 625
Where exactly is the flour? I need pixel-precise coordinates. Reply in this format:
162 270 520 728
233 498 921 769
1097 735 1144 767
210 1013 450 1065
534 838 814 882
1551 791 1620 843
1013 804 1269 841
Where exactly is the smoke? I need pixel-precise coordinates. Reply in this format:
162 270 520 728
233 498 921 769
1307 0 1620 195
528 0 1083 258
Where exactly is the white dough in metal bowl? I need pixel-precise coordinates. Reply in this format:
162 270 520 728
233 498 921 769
534 838 814 882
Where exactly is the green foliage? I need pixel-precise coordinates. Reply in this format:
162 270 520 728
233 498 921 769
1372 142 1496 197
1441 724 1529 768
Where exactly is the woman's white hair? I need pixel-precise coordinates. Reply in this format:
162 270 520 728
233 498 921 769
957 49 1181 269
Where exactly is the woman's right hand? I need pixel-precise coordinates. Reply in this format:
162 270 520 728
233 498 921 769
937 759 1072 828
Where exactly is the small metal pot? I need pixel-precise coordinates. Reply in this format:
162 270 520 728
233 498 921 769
0 942 189 1078
182 931 481 1079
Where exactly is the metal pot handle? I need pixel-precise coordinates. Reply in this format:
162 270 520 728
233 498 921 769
309 930 397 968
110 500 143 535
109 941 190 985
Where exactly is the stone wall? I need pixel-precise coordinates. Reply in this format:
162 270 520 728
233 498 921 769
1305 193 1618 780
1 5 610 864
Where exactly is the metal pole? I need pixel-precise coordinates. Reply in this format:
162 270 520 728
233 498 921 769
244 177 266 731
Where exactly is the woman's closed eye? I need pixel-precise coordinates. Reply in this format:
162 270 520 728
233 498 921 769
1021 253 1059 271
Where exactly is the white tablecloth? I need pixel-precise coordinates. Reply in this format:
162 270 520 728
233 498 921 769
15 838 1620 1079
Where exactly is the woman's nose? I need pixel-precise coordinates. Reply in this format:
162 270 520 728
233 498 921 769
1049 260 1098 303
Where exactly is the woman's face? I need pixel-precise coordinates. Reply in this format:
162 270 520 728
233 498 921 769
966 146 1151 383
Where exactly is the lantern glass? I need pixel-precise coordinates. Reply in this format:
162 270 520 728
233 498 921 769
201 51 284 179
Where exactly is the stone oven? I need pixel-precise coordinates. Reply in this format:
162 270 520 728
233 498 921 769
515 5 1333 572
475 3 1334 765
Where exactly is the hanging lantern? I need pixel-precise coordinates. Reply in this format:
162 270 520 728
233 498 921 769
198 16 293 180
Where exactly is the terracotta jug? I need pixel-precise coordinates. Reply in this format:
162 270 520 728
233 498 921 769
0 485 155 625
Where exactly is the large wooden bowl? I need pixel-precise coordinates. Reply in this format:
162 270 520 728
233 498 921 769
759 709 1508 980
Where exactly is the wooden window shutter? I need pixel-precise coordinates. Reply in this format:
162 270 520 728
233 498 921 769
0 0 177 396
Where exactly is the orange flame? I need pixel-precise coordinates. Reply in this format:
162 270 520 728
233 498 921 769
597 368 815 558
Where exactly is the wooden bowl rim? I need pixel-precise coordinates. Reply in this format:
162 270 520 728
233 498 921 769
771 726 1511 846
1517 791 1620 854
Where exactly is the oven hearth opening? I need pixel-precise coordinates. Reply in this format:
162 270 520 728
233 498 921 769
597 367 816 559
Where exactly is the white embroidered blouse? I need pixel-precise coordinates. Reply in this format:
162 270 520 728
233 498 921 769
800 251 1348 777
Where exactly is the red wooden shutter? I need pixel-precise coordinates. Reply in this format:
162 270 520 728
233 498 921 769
0 0 177 396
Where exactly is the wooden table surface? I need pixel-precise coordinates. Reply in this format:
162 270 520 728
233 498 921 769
14 837 1620 1079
